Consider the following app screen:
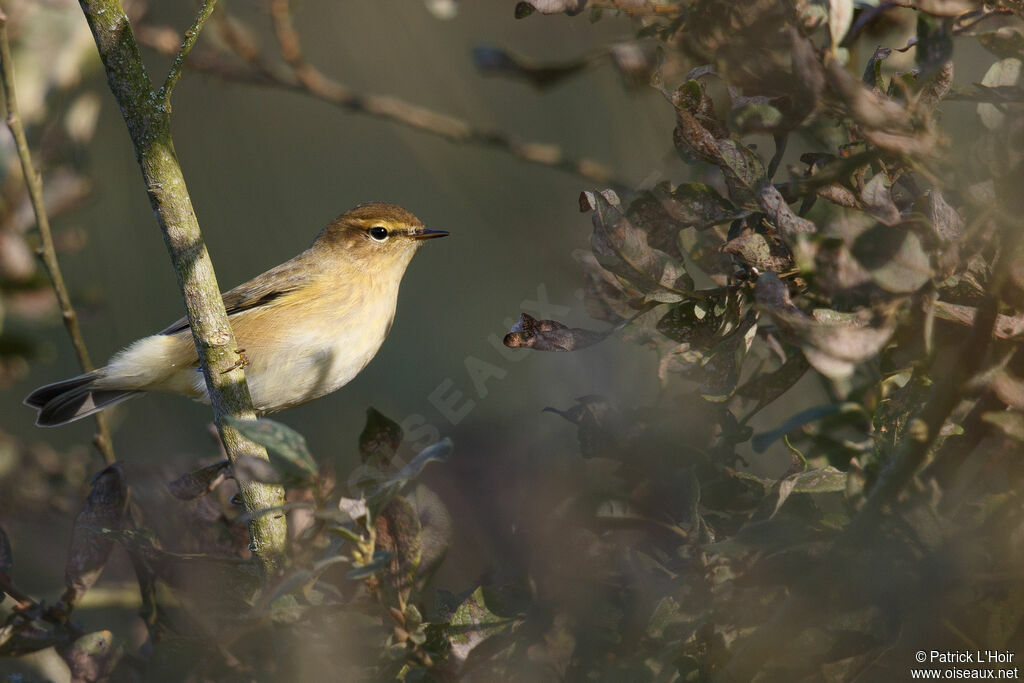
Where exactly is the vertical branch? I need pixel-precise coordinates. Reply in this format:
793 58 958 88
0 7 116 465
77 0 287 573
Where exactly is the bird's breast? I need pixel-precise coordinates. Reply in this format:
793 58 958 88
238 279 400 412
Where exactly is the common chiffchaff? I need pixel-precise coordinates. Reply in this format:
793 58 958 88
25 202 447 426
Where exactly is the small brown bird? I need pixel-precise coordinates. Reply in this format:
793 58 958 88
26 202 447 426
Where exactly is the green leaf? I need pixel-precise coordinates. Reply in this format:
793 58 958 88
700 319 757 403
325 524 363 544
447 587 513 665
721 231 794 272
729 101 784 134
310 554 351 574
753 403 863 452
862 46 891 89
736 352 810 411
706 514 826 557
646 596 691 640
393 438 452 488
789 466 848 494
225 417 319 482
713 139 767 209
656 299 722 347
261 569 313 607
362 438 453 517
513 1 535 18
347 550 393 579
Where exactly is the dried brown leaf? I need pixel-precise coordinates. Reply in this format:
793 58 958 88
916 60 954 113
722 231 794 272
63 464 129 610
573 249 640 323
167 460 230 500
582 190 694 300
816 183 860 208
758 185 818 236
918 189 964 244
860 174 901 225
671 80 766 208
360 408 404 469
826 57 910 131
935 301 1024 340
504 313 608 352
373 495 422 595
755 273 895 378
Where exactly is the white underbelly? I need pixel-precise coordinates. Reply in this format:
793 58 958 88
243 306 395 412
108 279 400 414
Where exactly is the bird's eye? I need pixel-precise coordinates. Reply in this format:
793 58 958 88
368 226 389 241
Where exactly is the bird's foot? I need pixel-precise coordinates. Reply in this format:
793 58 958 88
220 348 250 374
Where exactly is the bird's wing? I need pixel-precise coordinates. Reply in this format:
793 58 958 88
158 256 315 336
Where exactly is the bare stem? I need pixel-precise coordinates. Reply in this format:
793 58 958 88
0 6 116 465
135 5 626 190
158 0 218 106
589 0 682 16
77 0 287 574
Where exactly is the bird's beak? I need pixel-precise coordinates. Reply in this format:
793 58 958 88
411 228 449 240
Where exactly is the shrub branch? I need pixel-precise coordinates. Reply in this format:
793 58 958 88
133 0 626 190
77 0 287 574
0 7 116 465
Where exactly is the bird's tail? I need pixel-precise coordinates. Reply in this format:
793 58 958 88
24 370 139 427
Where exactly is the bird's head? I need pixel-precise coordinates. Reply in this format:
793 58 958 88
316 202 448 274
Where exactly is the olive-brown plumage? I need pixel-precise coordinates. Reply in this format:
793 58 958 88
25 202 447 426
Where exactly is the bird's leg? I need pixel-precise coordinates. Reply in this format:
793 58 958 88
220 348 250 374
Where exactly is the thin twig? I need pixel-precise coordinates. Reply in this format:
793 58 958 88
135 5 627 191
0 6 116 465
589 0 682 16
158 0 218 105
0 573 83 638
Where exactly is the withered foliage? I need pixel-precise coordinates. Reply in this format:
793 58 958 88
491 1 1024 682
4 0 1024 681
